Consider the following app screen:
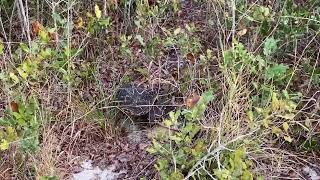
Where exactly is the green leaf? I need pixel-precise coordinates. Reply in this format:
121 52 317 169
157 159 168 170
64 47 71 57
39 30 49 43
276 113 295 120
242 170 253 180
146 147 157 154
170 171 184 179
9 72 20 84
6 127 17 141
254 107 264 114
201 91 214 104
40 176 58 180
174 27 182 35
31 41 39 54
282 122 289 133
17 67 28 79
40 48 52 58
282 90 290 99
164 120 172 127
214 169 231 179
272 126 282 137
257 176 264 180
135 67 149 77
19 43 29 52
95 4 102 19
263 37 278 56
266 64 288 80
99 17 111 28
52 13 66 25
271 92 279 111
169 111 175 122
47 28 56 33
0 139 9 150
247 110 254 122
135 35 145 46
284 135 292 143
170 135 182 143
0 42 4 55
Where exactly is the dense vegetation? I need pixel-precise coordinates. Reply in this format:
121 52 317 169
0 0 319 179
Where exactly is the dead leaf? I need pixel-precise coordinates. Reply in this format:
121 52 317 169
32 20 42 36
49 31 58 43
108 0 119 8
186 94 201 108
186 53 195 63
75 17 84 29
10 101 19 112
237 28 247 37
148 0 157 6
239 19 246 29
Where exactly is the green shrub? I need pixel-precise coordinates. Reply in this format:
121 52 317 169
0 98 39 153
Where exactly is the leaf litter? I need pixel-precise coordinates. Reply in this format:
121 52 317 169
50 121 157 179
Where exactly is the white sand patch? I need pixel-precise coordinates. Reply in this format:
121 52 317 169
72 160 125 180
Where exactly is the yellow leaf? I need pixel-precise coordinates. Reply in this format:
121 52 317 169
9 72 19 84
275 113 295 120
22 61 29 72
282 122 289 133
287 101 297 111
174 27 182 35
247 110 253 122
279 100 286 112
39 29 49 42
17 68 28 79
0 139 9 151
206 49 213 59
272 126 282 137
271 92 279 111
164 120 172 127
75 17 84 29
254 107 263 114
95 4 102 19
237 28 247 36
284 136 292 143
262 118 270 128
86 12 93 18
6 127 17 141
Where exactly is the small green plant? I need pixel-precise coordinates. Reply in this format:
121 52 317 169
213 148 254 180
0 98 39 153
39 175 59 180
134 1 174 30
148 91 214 179
86 4 111 33
163 24 202 58
120 34 133 58
249 90 301 143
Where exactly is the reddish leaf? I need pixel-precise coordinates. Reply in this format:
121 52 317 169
148 0 157 6
10 101 19 112
186 94 200 108
32 20 42 36
186 53 195 63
